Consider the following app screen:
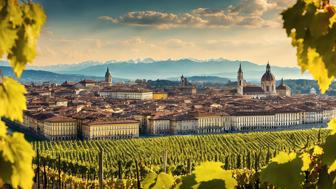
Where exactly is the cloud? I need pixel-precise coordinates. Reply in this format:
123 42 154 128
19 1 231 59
232 0 276 16
99 11 206 29
98 16 118 23
269 0 296 10
98 0 287 29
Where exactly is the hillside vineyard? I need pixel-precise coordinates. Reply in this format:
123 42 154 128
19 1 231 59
33 129 328 182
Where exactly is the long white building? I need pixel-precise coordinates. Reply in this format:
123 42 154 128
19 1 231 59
147 108 336 135
99 87 153 100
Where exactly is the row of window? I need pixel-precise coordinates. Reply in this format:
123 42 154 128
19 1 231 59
88 126 138 131
86 129 138 137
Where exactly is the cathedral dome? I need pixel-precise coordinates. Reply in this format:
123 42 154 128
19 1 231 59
261 63 275 82
261 72 275 82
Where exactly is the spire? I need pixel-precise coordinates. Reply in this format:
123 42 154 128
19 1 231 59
238 63 242 73
105 67 112 83
281 78 284 85
266 61 270 72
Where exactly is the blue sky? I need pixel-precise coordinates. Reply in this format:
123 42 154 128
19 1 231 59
35 0 298 66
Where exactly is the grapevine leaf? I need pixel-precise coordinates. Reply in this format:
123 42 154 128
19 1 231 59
8 3 46 77
304 47 334 93
281 0 306 36
304 0 321 7
151 173 174 189
328 118 336 135
0 120 7 138
300 152 311 171
0 132 35 189
0 77 27 122
194 161 237 189
142 172 157 189
8 26 31 77
198 179 225 189
309 11 331 37
322 134 336 172
317 166 335 189
260 152 304 189
330 13 336 27
0 0 22 57
282 0 336 93
328 160 336 174
313 145 324 156
175 174 197 189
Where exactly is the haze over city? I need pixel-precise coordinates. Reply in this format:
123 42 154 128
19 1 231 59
35 0 300 67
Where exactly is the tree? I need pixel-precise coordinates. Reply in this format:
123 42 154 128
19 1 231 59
0 0 46 188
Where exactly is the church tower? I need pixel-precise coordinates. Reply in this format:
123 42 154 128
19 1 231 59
105 67 112 86
261 62 276 94
237 64 244 95
181 75 188 87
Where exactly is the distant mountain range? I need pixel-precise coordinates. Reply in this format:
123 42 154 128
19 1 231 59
14 58 310 81
0 66 127 84
0 58 313 82
0 65 231 84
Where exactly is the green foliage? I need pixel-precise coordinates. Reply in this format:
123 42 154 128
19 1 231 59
0 0 46 188
33 129 333 188
175 174 197 189
282 0 336 93
140 172 175 189
141 172 158 189
151 173 175 189
139 118 336 189
8 3 46 77
0 0 23 58
194 162 237 189
0 120 35 189
320 120 336 174
0 77 26 122
260 152 305 189
34 129 327 180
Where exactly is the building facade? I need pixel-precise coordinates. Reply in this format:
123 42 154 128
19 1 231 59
148 117 171 135
43 116 78 140
99 88 153 100
82 120 139 140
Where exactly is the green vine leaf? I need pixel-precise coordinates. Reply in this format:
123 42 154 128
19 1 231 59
0 76 27 122
152 173 175 189
8 3 46 77
282 0 336 93
260 152 304 189
0 121 36 189
0 0 23 57
142 172 157 189
194 162 237 189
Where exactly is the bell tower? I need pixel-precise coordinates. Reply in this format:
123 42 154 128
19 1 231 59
237 64 244 95
105 67 112 86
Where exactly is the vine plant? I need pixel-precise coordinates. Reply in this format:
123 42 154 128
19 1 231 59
0 0 46 188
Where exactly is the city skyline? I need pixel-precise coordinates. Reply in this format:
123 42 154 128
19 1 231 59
33 0 300 67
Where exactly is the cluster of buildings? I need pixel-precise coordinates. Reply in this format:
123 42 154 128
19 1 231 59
236 62 291 98
19 64 336 140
